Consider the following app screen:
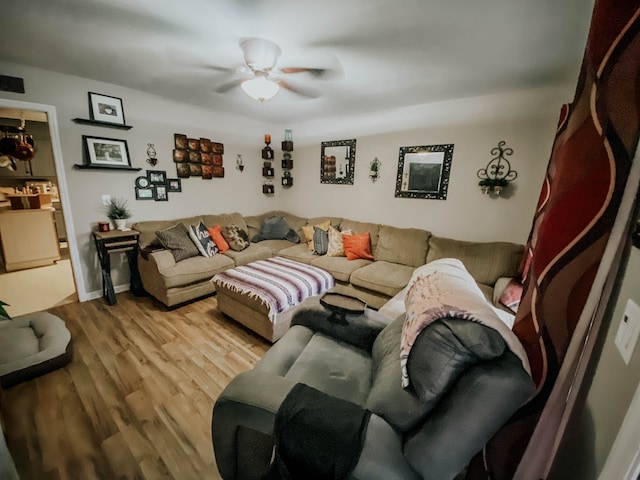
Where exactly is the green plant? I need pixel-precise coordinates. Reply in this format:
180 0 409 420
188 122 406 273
478 178 508 188
106 197 131 220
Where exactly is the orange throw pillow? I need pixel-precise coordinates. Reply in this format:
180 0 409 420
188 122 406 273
342 232 374 261
208 224 230 253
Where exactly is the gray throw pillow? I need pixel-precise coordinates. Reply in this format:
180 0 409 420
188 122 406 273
252 215 300 243
156 223 200 262
313 226 329 255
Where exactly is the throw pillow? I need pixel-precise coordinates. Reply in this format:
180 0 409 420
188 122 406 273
313 226 329 255
302 220 331 251
342 232 374 260
221 224 250 251
499 278 524 313
252 215 300 243
188 221 217 257
208 224 230 254
326 226 353 257
155 223 200 262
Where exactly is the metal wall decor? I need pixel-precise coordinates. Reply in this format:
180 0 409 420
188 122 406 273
321 139 356 185
146 143 158 166
394 144 453 199
477 140 518 195
369 157 381 182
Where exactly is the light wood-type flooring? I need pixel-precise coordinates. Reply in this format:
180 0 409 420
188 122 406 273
1 292 270 480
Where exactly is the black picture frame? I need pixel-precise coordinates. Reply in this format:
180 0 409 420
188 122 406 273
135 187 154 200
394 144 454 200
82 135 132 168
147 170 167 185
167 178 182 192
154 185 168 201
88 92 126 125
320 139 356 185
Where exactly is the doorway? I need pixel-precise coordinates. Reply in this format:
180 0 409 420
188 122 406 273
0 99 84 317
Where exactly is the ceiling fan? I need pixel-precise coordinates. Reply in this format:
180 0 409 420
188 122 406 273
215 38 334 102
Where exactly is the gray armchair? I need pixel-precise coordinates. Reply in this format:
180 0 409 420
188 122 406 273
211 296 535 480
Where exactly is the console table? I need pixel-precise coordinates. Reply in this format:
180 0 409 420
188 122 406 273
92 230 144 305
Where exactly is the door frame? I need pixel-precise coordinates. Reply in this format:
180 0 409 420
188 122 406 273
0 98 87 301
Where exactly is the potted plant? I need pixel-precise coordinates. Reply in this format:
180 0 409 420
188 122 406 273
106 197 131 230
0 300 10 320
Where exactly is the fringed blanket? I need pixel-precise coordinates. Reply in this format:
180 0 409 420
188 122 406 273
400 258 531 389
212 257 335 323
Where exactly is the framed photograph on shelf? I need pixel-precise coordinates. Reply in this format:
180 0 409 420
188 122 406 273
394 144 454 200
88 92 126 125
147 170 167 185
167 178 182 192
135 187 154 200
154 185 168 201
82 135 131 168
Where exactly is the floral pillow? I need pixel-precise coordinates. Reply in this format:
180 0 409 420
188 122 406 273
326 226 353 257
221 224 250 251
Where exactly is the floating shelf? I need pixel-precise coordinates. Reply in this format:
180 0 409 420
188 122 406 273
73 164 142 171
72 118 133 130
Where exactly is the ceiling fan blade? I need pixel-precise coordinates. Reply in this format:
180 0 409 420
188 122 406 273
277 79 322 99
215 78 245 94
279 67 332 77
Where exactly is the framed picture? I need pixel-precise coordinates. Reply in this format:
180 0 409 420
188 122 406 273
394 144 454 200
174 134 188 149
167 178 182 192
147 170 167 185
321 139 356 185
154 185 168 201
82 135 131 168
135 187 154 200
173 149 187 162
176 163 190 178
88 92 126 125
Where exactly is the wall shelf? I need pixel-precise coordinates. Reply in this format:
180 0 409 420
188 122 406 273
72 118 133 130
73 164 142 171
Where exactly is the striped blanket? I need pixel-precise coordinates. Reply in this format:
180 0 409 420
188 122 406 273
211 257 335 323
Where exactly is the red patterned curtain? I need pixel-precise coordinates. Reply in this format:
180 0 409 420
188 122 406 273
468 2 640 478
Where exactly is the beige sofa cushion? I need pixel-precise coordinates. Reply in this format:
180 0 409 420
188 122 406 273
133 216 203 250
426 236 524 286
310 256 372 282
279 244 316 264
222 243 272 266
201 212 248 233
350 261 416 297
375 225 431 268
154 252 234 289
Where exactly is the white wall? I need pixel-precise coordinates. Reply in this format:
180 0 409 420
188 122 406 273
0 61 573 299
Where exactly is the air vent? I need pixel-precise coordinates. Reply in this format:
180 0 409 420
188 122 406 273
0 75 25 94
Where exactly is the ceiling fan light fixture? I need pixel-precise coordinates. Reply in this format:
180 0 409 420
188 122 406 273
241 77 280 102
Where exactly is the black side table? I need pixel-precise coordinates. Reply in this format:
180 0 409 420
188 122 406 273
92 230 145 305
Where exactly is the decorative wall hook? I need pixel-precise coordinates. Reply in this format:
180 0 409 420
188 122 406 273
477 140 517 195
236 154 244 172
146 143 158 166
369 157 381 182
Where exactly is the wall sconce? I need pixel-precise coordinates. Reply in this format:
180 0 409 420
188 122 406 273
369 157 381 182
477 141 517 195
146 143 158 166
236 154 244 172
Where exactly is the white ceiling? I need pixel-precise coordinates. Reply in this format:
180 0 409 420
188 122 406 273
0 0 594 124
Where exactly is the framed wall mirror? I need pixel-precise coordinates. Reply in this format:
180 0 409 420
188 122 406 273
394 144 454 200
321 139 356 185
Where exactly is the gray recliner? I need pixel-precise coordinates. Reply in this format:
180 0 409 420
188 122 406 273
211 296 535 480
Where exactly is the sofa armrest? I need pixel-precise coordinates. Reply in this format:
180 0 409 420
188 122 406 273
403 352 535 480
212 371 296 480
143 249 176 271
290 297 391 351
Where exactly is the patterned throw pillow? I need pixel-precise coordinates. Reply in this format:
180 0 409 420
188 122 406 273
313 226 329 255
500 278 524 313
302 220 331 251
188 221 218 257
326 226 353 257
155 223 200 262
221 224 250 251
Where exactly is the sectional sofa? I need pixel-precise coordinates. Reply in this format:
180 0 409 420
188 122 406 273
133 210 524 316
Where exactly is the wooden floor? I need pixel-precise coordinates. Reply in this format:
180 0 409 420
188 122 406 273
1 292 270 480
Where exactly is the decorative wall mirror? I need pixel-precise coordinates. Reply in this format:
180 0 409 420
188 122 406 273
394 144 454 200
320 139 356 185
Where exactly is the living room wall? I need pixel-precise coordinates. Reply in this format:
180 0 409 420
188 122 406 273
0 60 572 300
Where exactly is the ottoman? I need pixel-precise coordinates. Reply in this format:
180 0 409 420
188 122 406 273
0 311 72 388
212 257 335 342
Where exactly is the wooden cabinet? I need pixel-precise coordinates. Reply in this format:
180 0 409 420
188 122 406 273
0 209 60 271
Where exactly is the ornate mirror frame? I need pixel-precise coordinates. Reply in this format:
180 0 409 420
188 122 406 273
394 144 454 200
320 139 356 185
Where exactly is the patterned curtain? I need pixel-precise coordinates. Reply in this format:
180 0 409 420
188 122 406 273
468 2 640 478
